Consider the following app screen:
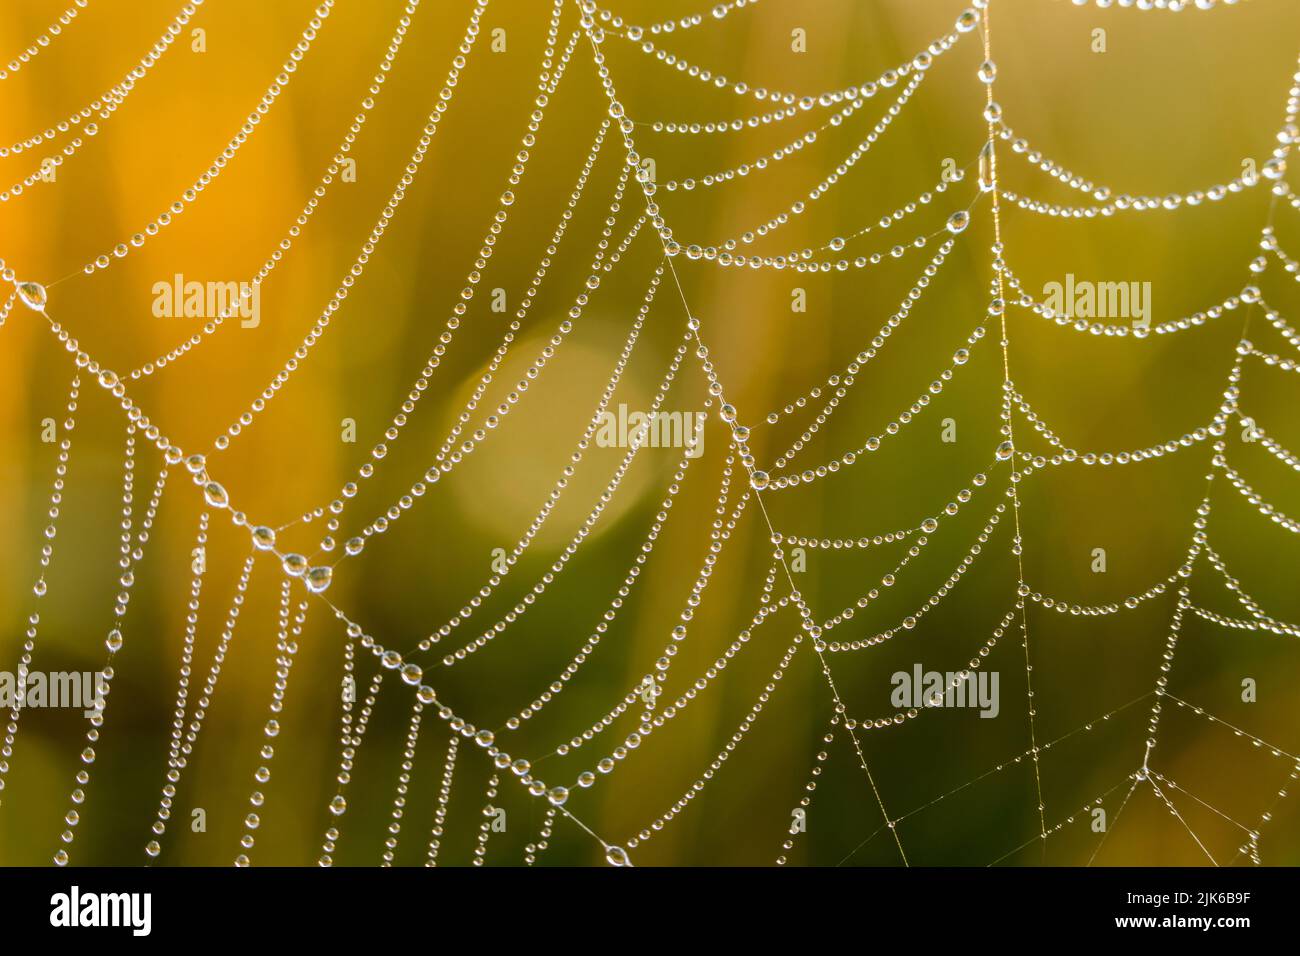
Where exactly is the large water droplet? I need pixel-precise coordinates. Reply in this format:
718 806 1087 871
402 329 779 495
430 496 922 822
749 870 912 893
996 440 1014 461
329 795 347 816
282 553 308 577
203 482 229 509
305 566 332 593
251 526 276 551
946 211 970 234
16 281 47 312
605 845 631 866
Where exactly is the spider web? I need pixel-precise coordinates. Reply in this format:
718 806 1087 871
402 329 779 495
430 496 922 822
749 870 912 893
1 0 1298 867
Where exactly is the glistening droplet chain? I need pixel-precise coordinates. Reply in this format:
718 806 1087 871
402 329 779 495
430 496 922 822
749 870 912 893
126 0 428 381
143 511 208 860
0 0 90 82
0 1 203 159
424 734 458 867
211 0 493 455
0 376 80 806
55 426 170 866
234 586 308 866
144 551 256 860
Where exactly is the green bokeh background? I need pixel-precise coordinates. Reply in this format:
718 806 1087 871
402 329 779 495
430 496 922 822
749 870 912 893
1 0 1298 866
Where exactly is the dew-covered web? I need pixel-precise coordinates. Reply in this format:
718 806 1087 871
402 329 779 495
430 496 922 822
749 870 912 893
1 0 1298 867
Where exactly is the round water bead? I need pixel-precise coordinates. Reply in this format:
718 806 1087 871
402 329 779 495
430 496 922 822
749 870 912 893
282 553 308 577
305 566 333 593
604 845 631 867
995 440 1014 461
250 526 276 551
946 211 969 234
16 281 47 312
956 8 980 33
750 470 770 491
203 482 229 509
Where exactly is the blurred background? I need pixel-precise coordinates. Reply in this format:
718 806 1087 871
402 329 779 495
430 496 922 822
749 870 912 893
1 0 1298 866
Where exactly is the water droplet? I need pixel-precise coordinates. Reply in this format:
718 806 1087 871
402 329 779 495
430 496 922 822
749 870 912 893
305 565 332 593
203 482 228 508
946 210 970 234
977 59 997 84
996 440 1014 461
921 518 939 534
329 795 347 815
547 786 569 806
282 553 308 577
978 141 996 193
956 9 980 33
750 470 770 491
16 281 47 312
605 845 631 866
106 629 123 652
251 526 276 551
